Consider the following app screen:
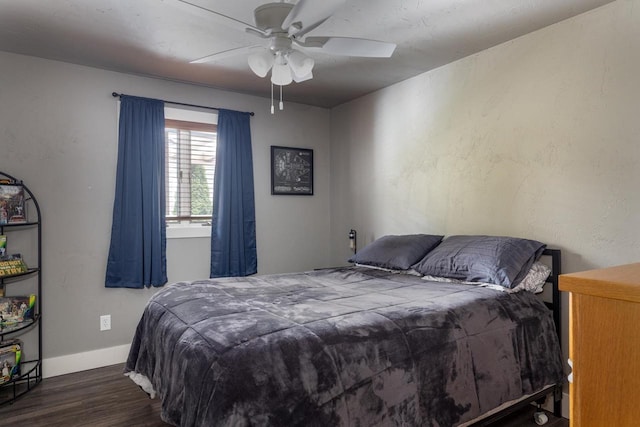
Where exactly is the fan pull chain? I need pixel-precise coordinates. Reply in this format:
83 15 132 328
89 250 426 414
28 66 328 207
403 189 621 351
279 85 284 111
270 82 275 115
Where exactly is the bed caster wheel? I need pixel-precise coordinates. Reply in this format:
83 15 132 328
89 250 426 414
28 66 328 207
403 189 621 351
533 411 549 425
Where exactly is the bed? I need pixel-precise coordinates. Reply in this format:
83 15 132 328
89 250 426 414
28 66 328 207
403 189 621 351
125 234 564 426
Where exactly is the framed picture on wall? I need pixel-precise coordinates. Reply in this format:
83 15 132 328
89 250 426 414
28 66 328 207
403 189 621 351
270 146 314 196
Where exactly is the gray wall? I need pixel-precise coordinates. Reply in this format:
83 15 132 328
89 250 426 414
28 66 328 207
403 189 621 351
330 0 640 273
329 2 639 412
0 51 331 367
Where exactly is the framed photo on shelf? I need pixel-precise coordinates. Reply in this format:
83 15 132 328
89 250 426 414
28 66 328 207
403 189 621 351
0 184 26 224
270 146 314 196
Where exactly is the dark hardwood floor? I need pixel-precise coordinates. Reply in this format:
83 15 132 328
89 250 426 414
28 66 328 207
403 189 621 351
0 364 567 426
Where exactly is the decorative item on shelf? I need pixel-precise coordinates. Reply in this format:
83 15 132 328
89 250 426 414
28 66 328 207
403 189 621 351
0 255 28 277
349 229 357 254
0 295 36 327
0 339 22 385
0 183 26 224
0 235 5 257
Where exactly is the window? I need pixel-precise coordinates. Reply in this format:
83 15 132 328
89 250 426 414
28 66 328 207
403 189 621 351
165 119 217 224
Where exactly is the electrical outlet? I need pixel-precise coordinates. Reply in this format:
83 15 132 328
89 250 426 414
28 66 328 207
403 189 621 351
100 314 111 331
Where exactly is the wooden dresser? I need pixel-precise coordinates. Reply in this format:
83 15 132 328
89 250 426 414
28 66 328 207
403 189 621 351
559 263 640 427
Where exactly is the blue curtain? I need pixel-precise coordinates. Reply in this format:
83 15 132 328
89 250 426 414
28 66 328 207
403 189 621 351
106 95 167 288
210 109 257 277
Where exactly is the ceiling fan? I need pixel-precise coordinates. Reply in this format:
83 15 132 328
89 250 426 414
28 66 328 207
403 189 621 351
178 0 397 112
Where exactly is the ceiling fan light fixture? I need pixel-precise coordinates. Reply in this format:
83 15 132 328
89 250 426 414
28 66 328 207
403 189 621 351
287 50 314 78
271 57 293 86
292 70 313 83
248 51 274 78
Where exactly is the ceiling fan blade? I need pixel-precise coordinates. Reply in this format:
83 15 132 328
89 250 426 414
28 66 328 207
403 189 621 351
175 0 268 36
300 37 396 58
283 0 346 36
191 45 263 64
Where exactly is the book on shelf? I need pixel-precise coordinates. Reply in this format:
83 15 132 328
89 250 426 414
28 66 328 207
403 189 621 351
0 183 26 224
0 295 36 327
0 339 22 385
0 254 28 277
0 235 5 257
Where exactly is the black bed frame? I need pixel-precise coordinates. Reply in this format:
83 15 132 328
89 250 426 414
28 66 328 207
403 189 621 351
468 248 563 426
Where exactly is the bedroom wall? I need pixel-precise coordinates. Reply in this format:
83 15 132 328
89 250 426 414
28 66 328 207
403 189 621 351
330 0 639 274
0 51 331 375
329 0 639 414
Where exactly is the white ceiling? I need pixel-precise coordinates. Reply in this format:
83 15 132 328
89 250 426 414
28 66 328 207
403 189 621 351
0 0 614 108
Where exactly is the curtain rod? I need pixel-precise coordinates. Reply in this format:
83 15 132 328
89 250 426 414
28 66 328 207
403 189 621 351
111 92 254 116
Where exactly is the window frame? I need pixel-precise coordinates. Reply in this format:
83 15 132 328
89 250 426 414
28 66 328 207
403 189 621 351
164 117 217 238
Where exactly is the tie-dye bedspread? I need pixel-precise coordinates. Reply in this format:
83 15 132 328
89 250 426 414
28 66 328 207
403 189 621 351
125 266 563 426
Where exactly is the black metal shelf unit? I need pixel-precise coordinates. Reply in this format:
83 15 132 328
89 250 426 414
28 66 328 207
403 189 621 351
0 171 42 405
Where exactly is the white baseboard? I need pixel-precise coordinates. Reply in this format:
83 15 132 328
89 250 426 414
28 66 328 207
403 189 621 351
42 344 131 378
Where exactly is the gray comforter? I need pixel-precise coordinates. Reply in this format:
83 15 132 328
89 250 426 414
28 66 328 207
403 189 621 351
125 267 563 427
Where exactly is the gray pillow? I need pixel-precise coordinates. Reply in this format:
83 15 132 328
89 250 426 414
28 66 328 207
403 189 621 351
411 235 546 289
348 234 444 270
